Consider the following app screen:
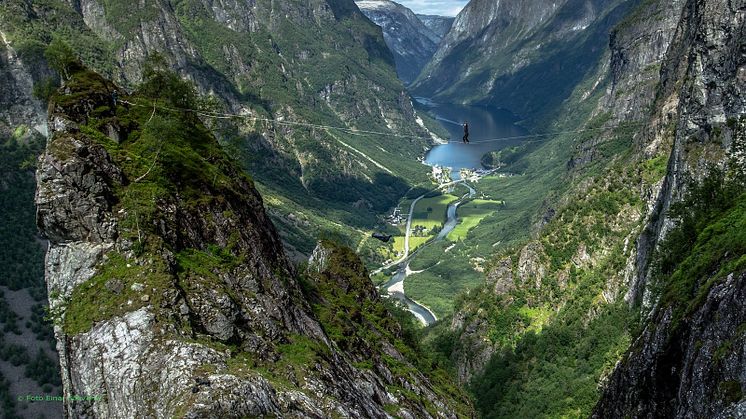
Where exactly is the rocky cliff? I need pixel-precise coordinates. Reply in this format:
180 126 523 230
36 66 471 418
355 0 441 85
593 0 746 416
0 28 47 139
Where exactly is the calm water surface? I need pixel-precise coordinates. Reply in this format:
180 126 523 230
417 98 528 177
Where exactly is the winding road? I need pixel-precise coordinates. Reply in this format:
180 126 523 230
379 181 477 326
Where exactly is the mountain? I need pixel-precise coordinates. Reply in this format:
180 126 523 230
412 0 637 121
593 0 746 415
355 0 441 85
35 63 472 417
1 0 743 416
0 0 444 259
415 0 745 417
417 15 455 39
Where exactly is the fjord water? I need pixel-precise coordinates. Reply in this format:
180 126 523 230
418 98 528 174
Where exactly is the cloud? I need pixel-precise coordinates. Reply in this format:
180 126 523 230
396 0 468 16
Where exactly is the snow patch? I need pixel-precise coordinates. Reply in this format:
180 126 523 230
415 115 447 144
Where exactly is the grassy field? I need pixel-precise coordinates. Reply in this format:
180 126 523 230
448 198 505 241
404 257 480 318
411 193 459 230
391 235 432 255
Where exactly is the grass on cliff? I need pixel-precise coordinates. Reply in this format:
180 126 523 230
300 242 474 417
62 250 173 335
652 168 746 328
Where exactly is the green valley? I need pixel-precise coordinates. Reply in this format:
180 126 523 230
0 0 743 417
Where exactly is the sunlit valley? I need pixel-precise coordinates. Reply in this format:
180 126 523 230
0 0 743 417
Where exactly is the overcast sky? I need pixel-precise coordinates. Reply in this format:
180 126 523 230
396 0 468 17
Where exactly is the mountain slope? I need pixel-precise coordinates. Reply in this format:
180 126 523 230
0 0 441 257
417 15 455 39
419 0 745 417
412 0 637 121
36 65 472 417
356 0 441 85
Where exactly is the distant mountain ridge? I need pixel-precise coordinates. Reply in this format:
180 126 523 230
416 14 455 38
413 0 637 121
355 0 443 85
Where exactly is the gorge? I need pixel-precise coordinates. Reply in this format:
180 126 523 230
0 0 743 418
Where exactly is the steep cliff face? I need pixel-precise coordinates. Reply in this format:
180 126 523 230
0 29 47 138
627 0 746 308
36 67 471 417
355 0 440 85
567 0 686 168
413 0 637 121
593 0 746 416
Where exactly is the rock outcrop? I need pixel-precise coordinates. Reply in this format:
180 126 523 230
36 67 471 418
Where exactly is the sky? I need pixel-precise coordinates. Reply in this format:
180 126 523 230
396 0 468 17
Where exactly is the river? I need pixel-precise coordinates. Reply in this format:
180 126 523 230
383 182 476 325
381 99 527 326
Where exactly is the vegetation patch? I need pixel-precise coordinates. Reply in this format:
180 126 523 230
652 168 746 329
0 135 46 292
62 250 172 335
448 199 504 241
641 153 669 184
717 380 743 405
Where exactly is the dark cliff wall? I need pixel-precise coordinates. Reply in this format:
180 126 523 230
594 0 746 416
